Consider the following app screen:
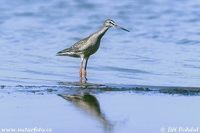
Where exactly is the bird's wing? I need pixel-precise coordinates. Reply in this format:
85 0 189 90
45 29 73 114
57 37 90 55
70 37 90 52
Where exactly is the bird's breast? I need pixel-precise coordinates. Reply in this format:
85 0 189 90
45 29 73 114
84 40 101 57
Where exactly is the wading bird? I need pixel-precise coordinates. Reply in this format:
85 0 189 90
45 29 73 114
57 19 129 82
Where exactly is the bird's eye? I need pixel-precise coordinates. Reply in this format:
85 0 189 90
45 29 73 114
109 21 114 25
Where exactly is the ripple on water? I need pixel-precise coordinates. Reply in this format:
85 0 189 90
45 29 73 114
176 39 200 45
1 83 200 96
0 0 200 87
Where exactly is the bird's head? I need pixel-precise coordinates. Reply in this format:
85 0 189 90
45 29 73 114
104 19 130 32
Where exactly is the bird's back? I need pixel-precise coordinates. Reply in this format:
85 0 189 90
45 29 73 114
57 37 89 57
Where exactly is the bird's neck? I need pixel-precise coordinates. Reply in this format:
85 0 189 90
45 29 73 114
95 26 109 39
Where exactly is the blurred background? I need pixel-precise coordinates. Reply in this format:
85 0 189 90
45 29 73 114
0 0 200 87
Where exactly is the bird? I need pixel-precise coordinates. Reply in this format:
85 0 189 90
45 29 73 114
57 19 129 83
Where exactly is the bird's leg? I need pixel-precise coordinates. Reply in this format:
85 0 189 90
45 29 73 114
84 58 89 81
80 57 84 83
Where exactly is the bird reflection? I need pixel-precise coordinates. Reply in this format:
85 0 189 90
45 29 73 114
59 93 112 131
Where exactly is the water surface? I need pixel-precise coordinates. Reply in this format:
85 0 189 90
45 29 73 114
0 0 200 87
0 1 200 132
0 90 199 133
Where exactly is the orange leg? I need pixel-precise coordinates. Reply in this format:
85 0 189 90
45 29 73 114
84 69 86 78
84 58 89 81
80 58 84 83
80 64 82 78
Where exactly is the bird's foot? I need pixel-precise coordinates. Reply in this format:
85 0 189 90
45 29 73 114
79 77 83 83
79 76 87 84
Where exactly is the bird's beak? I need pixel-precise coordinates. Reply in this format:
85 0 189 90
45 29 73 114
115 25 130 32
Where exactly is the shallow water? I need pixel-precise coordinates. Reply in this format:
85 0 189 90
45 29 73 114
0 0 200 87
0 91 200 133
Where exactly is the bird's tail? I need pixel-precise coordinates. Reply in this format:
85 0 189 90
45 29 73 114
56 51 65 56
56 48 79 57
56 48 71 56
